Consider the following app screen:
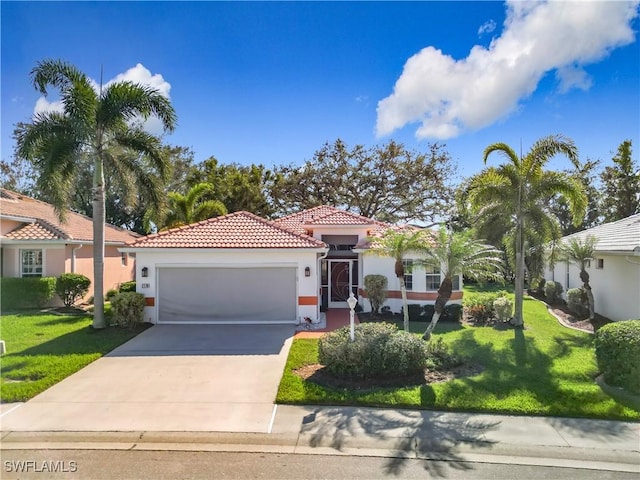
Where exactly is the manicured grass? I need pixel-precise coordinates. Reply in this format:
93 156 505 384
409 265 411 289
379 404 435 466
0 310 146 402
276 296 640 420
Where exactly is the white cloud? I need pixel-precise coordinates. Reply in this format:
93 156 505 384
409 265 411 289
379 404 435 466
32 63 172 134
478 19 496 36
376 0 640 140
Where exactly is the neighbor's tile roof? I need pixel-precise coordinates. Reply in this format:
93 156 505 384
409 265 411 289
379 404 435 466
0 189 139 243
561 214 640 253
127 211 327 249
275 205 380 233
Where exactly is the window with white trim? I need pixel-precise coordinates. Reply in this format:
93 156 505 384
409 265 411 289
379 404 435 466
21 249 43 277
452 274 460 291
403 260 413 290
121 252 128 267
425 265 441 291
596 258 604 269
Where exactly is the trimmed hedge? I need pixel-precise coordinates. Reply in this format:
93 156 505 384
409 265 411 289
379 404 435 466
544 281 563 304
55 273 91 306
595 320 640 395
318 322 428 379
118 281 136 293
422 303 463 322
566 288 589 319
111 292 145 328
1 277 56 310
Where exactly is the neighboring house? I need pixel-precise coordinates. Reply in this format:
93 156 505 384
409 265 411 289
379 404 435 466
0 189 138 300
121 206 463 325
545 214 640 322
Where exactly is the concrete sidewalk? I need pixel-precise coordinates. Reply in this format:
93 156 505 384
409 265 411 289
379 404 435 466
2 405 639 472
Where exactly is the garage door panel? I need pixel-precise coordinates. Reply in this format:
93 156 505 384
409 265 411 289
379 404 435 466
158 267 297 323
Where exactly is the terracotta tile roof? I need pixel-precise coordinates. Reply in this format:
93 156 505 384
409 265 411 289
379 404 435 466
354 224 434 249
275 205 380 233
127 211 327 249
0 189 139 243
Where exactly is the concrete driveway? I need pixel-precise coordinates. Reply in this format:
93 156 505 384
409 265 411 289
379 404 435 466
0 324 295 433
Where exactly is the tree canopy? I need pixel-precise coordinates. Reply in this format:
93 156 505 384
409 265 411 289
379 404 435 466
269 139 456 224
600 140 639 222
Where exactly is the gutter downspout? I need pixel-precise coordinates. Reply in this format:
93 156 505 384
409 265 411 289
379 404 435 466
71 244 83 273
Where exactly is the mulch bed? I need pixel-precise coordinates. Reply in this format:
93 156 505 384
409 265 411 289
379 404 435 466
527 291 612 333
293 362 484 391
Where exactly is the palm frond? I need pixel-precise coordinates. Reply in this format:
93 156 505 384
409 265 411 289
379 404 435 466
99 82 177 133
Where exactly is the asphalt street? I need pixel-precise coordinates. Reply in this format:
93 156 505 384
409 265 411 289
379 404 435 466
2 450 638 480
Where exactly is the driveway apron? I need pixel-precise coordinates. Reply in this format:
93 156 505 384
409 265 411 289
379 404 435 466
0 324 295 433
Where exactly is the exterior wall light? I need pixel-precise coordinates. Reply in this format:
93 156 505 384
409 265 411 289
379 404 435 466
141 267 149 278
304 266 311 277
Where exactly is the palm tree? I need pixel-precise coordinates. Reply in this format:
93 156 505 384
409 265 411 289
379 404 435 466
558 235 598 319
159 182 227 229
15 59 177 329
420 229 503 341
468 135 586 327
365 228 427 331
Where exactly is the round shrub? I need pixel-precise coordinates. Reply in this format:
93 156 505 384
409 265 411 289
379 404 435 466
110 292 145 328
364 274 388 314
566 287 589 319
318 322 428 379
595 320 640 395
106 289 119 301
493 296 513 322
55 273 91 306
544 281 563 304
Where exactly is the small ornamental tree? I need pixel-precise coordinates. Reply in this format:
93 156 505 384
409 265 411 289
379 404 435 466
364 274 388 314
56 273 91 306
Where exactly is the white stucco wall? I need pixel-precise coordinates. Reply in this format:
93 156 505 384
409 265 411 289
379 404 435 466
361 253 462 314
127 248 322 324
545 253 640 321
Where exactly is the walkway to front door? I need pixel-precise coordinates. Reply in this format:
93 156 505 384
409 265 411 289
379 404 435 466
294 309 360 339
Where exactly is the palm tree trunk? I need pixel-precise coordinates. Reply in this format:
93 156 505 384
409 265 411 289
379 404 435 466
399 276 409 332
423 278 452 341
513 216 525 327
92 157 106 329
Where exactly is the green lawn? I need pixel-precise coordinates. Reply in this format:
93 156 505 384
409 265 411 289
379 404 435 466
0 310 146 402
277 296 640 421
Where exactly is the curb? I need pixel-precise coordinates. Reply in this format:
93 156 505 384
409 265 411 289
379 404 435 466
2 430 639 473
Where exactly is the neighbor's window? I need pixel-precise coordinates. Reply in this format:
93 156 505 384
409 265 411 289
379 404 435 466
425 265 441 291
121 252 128 267
596 258 604 269
403 260 413 290
21 249 43 277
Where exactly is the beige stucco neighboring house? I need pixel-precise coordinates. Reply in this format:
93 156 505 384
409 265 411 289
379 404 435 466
122 206 463 325
546 213 640 322
0 189 138 300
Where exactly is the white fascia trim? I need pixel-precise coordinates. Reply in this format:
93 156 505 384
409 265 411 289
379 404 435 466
594 250 640 256
119 247 329 254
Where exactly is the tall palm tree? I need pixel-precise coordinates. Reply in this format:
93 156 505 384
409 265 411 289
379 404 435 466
420 229 503 340
366 228 427 331
159 182 227 229
558 235 598 319
15 59 177 329
468 135 586 326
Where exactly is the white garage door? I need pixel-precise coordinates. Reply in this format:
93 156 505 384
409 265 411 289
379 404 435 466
157 267 297 323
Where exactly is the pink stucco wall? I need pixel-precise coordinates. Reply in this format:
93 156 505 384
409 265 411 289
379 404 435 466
72 245 135 296
1 219 23 235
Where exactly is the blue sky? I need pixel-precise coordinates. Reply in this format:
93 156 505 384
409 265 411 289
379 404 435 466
2 1 639 181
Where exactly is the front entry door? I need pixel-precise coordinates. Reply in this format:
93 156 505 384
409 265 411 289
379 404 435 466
328 260 355 308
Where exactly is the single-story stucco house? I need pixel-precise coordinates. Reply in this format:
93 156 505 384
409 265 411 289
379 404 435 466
121 205 462 325
545 213 640 322
0 189 138 299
